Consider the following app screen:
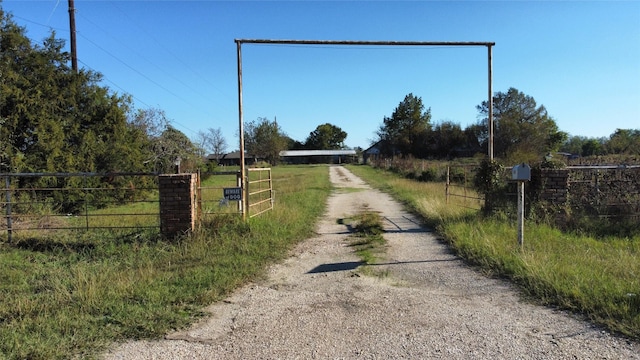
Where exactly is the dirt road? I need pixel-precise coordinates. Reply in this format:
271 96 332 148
105 165 639 359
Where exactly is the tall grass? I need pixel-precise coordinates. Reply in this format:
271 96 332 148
347 164 639 340
0 165 332 360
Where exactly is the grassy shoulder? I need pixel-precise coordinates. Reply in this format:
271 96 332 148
346 164 640 340
0 165 332 360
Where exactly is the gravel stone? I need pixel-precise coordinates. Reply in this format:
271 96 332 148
104 165 639 359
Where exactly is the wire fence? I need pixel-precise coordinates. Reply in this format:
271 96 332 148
445 165 484 210
565 166 640 220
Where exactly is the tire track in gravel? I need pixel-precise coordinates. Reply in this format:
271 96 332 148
104 165 639 359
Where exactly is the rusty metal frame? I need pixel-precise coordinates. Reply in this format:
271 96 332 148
235 39 495 218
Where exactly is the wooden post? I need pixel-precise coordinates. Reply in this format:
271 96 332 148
68 0 78 72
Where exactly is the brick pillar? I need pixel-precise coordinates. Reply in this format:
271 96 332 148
159 174 197 238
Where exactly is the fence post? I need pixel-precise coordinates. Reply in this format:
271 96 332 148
446 166 450 204
4 176 12 242
463 167 468 207
84 174 89 230
243 168 249 220
236 172 243 215
196 170 202 227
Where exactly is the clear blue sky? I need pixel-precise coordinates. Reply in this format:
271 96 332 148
3 0 639 150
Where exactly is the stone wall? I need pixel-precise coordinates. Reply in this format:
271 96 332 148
537 169 569 204
159 174 197 238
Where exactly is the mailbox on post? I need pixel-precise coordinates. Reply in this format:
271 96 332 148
512 163 531 181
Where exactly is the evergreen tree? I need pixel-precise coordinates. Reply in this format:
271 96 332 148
376 93 431 157
304 123 347 150
244 117 288 165
0 8 145 174
476 87 567 160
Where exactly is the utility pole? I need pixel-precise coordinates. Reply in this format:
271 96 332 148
68 0 78 72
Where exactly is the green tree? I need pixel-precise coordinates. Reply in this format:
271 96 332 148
476 87 567 161
244 117 288 165
581 138 603 156
605 129 640 155
429 121 470 158
561 136 589 155
377 93 432 157
157 126 202 173
131 108 201 173
0 9 144 174
304 123 347 150
286 136 305 150
195 127 227 162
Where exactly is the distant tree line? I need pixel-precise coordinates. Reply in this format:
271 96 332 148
241 118 349 165
560 129 640 157
375 89 638 164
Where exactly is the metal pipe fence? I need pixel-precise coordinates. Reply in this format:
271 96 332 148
196 168 274 220
247 168 273 218
2 172 160 241
197 171 244 221
2 169 274 241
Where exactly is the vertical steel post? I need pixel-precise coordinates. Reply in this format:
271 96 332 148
5 177 12 242
244 168 250 218
488 44 494 161
84 174 89 230
517 181 525 247
236 40 247 220
445 167 450 204
196 170 202 225
463 167 468 207
236 172 243 214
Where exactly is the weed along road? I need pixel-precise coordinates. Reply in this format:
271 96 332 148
105 166 639 359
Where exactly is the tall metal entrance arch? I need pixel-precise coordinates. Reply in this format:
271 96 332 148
235 39 495 218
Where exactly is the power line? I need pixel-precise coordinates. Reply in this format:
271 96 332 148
9 13 67 34
76 33 203 113
9 10 213 136
108 1 234 104
76 11 221 108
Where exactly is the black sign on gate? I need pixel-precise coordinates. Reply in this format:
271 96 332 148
223 187 242 201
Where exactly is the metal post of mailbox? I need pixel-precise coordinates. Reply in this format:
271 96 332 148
517 180 525 247
512 163 531 248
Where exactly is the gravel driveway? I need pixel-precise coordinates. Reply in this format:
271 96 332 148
105 165 639 359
